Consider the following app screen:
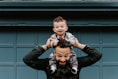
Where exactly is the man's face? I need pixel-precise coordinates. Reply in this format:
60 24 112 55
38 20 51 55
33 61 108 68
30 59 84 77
54 46 72 67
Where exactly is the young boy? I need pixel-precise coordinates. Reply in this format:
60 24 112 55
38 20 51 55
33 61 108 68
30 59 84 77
48 16 78 75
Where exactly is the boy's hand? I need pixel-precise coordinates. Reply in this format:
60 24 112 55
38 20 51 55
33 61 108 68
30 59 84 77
45 37 59 48
42 38 51 50
46 38 52 49
52 39 59 47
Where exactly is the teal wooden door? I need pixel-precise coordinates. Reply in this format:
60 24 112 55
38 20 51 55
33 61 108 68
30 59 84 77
0 27 118 79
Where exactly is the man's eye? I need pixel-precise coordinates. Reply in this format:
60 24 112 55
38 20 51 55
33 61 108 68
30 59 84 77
55 54 62 57
65 54 72 57
58 55 62 57
64 55 68 57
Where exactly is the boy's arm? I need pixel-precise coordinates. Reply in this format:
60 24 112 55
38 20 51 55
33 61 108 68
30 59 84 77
65 32 86 49
73 37 102 67
73 37 86 50
45 35 59 49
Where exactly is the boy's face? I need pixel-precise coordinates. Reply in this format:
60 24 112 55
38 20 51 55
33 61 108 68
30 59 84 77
53 21 68 36
54 46 72 67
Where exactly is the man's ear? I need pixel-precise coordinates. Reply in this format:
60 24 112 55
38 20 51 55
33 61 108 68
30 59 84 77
53 50 56 54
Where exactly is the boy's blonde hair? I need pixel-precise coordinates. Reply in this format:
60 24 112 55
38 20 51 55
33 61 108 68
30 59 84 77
53 16 67 23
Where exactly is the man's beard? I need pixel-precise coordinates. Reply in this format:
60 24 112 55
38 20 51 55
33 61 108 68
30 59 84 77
56 60 70 68
51 60 77 79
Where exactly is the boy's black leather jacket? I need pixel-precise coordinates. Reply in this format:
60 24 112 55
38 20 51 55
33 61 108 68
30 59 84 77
23 46 102 79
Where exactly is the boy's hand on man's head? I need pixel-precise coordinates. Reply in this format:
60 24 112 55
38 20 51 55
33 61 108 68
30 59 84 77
52 39 59 47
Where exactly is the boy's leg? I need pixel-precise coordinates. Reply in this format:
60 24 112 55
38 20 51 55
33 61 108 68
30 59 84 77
50 64 57 74
70 51 78 74
49 53 57 74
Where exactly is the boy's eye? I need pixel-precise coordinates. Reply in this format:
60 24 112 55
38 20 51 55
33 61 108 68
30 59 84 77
54 26 58 28
61 26 64 28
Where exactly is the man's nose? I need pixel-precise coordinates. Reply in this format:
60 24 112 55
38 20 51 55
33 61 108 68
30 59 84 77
60 57 66 61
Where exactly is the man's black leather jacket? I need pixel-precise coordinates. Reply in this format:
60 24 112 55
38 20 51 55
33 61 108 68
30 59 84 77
23 46 102 79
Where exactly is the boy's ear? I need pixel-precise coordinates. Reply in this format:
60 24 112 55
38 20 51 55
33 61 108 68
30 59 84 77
53 27 56 33
66 26 68 31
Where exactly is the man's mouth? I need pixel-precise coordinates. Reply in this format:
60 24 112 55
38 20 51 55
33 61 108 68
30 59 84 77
57 60 69 67
59 62 66 64
58 61 67 67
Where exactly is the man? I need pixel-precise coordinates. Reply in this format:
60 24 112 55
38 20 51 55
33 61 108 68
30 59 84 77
23 38 102 79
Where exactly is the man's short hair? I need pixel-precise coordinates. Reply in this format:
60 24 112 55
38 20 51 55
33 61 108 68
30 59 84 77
55 39 72 49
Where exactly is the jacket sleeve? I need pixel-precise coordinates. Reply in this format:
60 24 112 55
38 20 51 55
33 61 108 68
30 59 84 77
23 45 49 70
78 46 102 68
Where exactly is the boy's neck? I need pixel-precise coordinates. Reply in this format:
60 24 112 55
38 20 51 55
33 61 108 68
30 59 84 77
57 33 66 39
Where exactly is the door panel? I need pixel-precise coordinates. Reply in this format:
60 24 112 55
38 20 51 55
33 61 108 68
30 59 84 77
0 27 117 79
